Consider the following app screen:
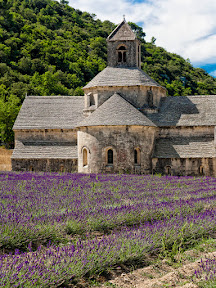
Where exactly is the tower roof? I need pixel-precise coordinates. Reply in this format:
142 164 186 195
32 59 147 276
83 67 164 89
77 93 156 127
107 19 137 41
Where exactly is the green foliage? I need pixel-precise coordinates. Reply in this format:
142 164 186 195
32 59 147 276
142 43 216 96
0 0 115 145
0 0 216 146
0 96 20 147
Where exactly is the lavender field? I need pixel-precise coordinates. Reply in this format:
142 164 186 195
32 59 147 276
1 172 216 287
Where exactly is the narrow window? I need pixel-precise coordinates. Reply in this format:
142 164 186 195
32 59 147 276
90 94 95 106
165 166 172 175
200 166 204 175
29 166 34 172
147 90 153 107
134 149 138 164
60 164 64 172
118 52 122 62
107 149 113 164
83 148 88 167
123 51 126 62
134 148 141 165
138 45 140 67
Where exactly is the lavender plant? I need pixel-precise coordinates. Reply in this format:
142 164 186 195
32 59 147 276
1 172 216 287
194 257 216 287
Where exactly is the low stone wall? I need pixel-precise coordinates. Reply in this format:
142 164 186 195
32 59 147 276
152 158 216 177
12 158 78 173
14 129 77 144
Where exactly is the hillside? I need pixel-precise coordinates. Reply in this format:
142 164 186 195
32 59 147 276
1 0 216 146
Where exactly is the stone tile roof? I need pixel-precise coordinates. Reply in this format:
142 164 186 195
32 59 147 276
150 95 216 127
83 67 162 89
13 96 84 130
153 136 215 158
77 93 156 127
12 140 77 159
107 20 136 41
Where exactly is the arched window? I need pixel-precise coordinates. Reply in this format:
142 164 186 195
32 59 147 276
107 149 113 164
117 45 127 63
134 148 141 165
165 166 172 175
29 166 34 172
118 45 126 50
83 148 88 167
60 164 64 172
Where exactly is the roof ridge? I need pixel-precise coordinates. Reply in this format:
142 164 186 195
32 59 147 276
27 96 84 99
107 19 137 41
107 20 126 40
77 92 156 127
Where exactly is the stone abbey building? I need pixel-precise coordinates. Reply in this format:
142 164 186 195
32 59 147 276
12 20 216 176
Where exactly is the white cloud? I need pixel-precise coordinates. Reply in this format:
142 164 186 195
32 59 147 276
69 0 154 24
143 0 216 65
68 0 216 66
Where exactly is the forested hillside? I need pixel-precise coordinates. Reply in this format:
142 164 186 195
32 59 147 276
1 0 216 146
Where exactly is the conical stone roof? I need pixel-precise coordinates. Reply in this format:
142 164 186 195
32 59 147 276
83 67 163 89
77 93 156 127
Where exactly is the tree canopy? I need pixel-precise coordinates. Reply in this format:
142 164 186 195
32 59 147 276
0 0 216 146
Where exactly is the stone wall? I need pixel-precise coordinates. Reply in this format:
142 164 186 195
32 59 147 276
12 129 78 172
84 85 166 112
78 125 157 174
152 126 216 176
107 39 140 68
159 126 214 138
14 129 77 144
12 158 78 173
152 157 216 177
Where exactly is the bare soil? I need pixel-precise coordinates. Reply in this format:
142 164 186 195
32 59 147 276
92 240 216 288
0 147 12 171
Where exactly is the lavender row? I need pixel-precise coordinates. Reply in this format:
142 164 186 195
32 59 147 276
1 172 216 250
1 208 216 287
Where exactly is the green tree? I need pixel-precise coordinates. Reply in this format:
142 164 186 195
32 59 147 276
0 96 20 147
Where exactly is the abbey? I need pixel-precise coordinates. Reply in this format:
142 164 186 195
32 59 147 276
12 20 216 176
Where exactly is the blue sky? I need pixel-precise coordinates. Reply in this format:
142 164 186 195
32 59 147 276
68 0 216 77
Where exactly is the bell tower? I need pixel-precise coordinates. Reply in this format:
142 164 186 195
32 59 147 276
107 18 141 68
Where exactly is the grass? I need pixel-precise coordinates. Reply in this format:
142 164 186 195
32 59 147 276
0 146 12 171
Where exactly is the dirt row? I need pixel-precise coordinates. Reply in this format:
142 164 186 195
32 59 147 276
96 249 216 288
